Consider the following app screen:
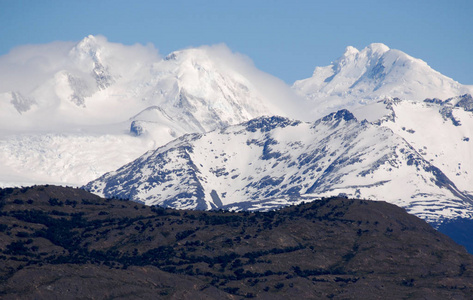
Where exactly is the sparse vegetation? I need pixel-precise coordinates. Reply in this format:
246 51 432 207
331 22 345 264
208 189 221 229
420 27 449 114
0 185 472 299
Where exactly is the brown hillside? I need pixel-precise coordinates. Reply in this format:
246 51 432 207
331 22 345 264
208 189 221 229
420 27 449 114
0 185 472 299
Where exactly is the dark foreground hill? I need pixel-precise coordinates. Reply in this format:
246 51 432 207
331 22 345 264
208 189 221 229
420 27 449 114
1 186 473 299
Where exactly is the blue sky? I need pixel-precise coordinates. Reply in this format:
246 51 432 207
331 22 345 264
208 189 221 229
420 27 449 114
0 0 471 84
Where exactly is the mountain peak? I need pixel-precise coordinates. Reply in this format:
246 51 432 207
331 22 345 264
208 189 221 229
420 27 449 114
164 47 219 65
69 35 106 59
365 43 390 54
165 48 202 61
342 46 360 57
293 43 472 117
78 34 99 46
321 109 356 122
244 115 301 132
339 43 389 61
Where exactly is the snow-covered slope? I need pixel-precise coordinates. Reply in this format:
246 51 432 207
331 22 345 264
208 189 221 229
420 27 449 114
293 43 473 118
0 35 303 187
373 94 473 196
85 111 473 223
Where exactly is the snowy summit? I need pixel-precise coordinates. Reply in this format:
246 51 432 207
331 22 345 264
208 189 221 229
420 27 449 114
293 43 473 118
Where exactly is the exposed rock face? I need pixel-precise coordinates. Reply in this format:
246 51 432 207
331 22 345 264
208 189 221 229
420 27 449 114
454 94 473 111
9 92 36 114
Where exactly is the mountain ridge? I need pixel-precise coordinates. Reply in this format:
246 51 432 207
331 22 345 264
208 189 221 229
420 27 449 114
85 111 473 224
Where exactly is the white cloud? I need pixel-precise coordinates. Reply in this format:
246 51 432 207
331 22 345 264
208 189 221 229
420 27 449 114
197 44 311 121
0 41 74 93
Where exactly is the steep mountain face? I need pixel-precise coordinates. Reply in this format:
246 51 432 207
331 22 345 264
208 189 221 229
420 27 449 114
0 36 301 187
293 43 473 118
85 112 473 223
373 95 473 196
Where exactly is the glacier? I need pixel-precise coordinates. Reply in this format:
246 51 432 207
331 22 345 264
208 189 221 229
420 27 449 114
0 35 304 187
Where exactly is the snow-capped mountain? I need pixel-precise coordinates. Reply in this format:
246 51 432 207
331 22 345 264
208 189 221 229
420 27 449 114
1 35 303 131
291 43 473 211
0 36 302 187
85 111 473 223
293 43 473 118
3 37 473 228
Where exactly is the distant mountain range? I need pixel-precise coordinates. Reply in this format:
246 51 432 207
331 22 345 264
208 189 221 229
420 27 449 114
85 110 473 224
2 36 473 228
